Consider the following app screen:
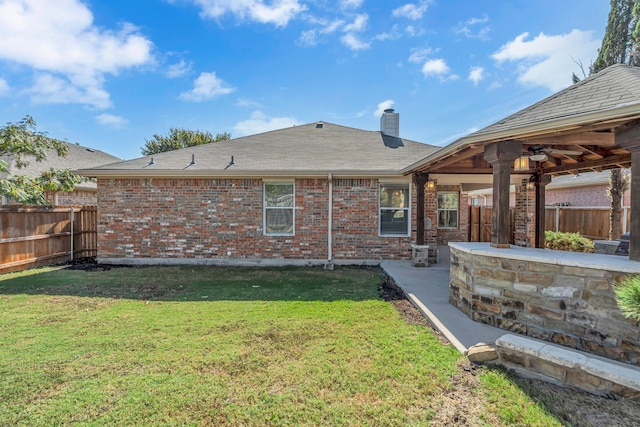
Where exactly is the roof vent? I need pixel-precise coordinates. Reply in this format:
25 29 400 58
316 122 324 128
380 109 399 137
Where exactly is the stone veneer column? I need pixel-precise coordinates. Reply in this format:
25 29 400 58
484 140 522 248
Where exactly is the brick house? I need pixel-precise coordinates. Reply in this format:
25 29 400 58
1 142 121 206
78 110 475 265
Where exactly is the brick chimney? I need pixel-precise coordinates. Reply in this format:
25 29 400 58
380 108 399 137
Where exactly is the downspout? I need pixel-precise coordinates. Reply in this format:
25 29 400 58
326 174 334 269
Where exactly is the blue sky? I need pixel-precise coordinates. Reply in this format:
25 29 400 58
0 0 611 160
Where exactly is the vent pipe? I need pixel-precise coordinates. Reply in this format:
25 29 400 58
380 108 399 137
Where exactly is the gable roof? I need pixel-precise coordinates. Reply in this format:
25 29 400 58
78 122 439 178
1 142 121 190
404 64 640 175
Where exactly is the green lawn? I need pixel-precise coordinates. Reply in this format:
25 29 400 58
0 265 561 426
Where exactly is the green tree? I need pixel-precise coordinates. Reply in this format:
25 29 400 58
591 0 638 240
0 116 82 206
141 128 231 155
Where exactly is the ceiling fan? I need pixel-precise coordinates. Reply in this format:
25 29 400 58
527 144 582 162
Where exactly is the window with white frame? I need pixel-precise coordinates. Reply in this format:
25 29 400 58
437 191 459 228
379 183 410 236
264 182 294 235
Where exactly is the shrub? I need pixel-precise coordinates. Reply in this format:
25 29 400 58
615 275 640 322
545 231 594 253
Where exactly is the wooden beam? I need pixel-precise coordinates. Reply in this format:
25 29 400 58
426 146 486 171
527 132 616 147
617 121 640 150
543 154 631 174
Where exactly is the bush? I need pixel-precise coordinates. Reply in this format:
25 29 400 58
544 231 594 253
615 275 640 322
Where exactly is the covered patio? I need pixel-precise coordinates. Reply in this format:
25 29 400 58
403 64 640 367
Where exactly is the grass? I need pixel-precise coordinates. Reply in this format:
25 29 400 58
0 264 563 426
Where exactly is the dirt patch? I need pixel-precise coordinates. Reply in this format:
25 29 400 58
379 275 640 426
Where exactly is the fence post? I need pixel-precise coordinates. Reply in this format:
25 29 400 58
555 206 560 232
70 208 75 262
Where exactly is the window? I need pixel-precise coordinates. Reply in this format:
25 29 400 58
379 183 410 236
264 182 294 235
438 191 459 228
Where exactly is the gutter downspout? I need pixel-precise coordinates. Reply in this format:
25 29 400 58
326 174 334 270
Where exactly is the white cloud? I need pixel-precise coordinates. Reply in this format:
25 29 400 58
374 99 394 117
343 13 368 32
192 0 306 27
455 14 490 40
374 25 401 41
233 111 301 136
341 0 364 9
297 29 318 46
180 72 235 101
0 0 153 109
392 1 430 20
468 66 485 86
28 73 111 107
492 29 600 91
166 59 192 78
408 47 434 63
405 25 425 37
96 113 129 128
421 58 449 76
341 33 370 50
236 97 263 108
0 78 9 96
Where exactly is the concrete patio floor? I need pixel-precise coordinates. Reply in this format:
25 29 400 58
380 245 505 353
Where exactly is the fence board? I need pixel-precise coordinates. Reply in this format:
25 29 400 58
0 206 97 274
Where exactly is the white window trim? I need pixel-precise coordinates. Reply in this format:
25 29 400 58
263 181 295 236
379 183 411 237
437 191 459 229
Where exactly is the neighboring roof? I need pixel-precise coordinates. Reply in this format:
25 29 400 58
1 142 121 189
546 171 611 190
78 122 440 178
404 64 640 175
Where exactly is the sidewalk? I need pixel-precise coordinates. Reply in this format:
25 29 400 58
380 245 504 353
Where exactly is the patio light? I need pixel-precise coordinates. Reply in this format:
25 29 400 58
513 156 529 172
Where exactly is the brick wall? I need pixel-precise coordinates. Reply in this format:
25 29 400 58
97 177 419 262
449 245 640 366
55 190 97 206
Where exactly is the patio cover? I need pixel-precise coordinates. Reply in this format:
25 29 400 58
404 64 640 260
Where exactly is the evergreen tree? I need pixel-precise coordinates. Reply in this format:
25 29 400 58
591 0 637 240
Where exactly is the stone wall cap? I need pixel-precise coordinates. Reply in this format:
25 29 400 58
496 333 640 391
449 242 640 274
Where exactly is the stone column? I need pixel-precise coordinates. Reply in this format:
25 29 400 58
484 140 522 248
616 123 640 261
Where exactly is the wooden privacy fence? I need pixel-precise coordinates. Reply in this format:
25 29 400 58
0 206 97 274
545 206 631 240
470 205 631 242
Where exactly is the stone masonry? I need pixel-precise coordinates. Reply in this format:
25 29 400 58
449 245 640 366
